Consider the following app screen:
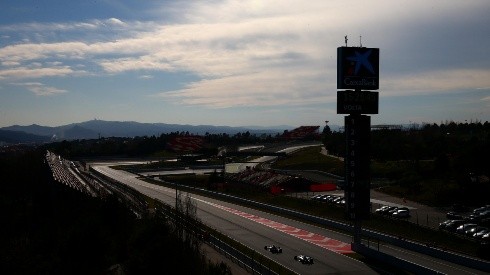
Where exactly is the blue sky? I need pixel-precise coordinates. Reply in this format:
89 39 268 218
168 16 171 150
0 0 489 128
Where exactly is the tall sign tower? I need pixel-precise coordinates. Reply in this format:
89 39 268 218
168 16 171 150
337 39 379 245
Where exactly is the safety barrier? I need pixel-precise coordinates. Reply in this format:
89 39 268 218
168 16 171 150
169 182 490 273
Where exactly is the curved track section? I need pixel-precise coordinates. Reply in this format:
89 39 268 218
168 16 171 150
92 164 376 275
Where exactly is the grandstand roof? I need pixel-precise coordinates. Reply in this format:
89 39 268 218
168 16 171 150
283 126 320 139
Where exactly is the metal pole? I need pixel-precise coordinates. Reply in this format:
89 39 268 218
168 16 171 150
354 219 362 244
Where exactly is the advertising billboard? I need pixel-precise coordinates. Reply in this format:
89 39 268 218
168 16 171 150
337 47 379 90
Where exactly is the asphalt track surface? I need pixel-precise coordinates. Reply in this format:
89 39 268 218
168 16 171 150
91 163 488 274
92 164 378 275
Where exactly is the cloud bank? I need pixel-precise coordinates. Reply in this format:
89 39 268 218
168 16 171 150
0 0 489 110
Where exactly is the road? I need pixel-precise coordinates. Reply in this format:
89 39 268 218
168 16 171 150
91 164 487 274
226 144 320 173
92 164 377 275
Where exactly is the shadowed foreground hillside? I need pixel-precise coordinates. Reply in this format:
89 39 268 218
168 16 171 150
0 149 230 275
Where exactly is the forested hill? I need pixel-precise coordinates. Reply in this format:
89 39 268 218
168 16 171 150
1 119 286 142
0 129 50 144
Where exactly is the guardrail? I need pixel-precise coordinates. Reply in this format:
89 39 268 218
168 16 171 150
352 243 444 274
361 229 490 273
91 167 294 275
208 236 288 275
151 195 295 275
163 182 490 273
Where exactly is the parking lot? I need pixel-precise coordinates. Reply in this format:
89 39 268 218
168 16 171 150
297 189 448 229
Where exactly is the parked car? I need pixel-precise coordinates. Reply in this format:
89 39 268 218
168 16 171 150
379 206 398 215
446 212 465 220
336 198 346 206
311 194 322 200
324 195 338 203
294 255 313 264
387 207 400 216
473 206 490 214
330 196 343 204
466 226 488 237
311 194 326 201
481 232 490 241
443 220 467 232
264 245 282 254
439 220 453 230
439 219 465 231
473 228 490 239
456 223 478 234
375 205 391 214
392 209 410 218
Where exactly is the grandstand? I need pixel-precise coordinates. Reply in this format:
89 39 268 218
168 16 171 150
225 167 312 194
45 151 97 197
166 135 204 152
46 151 148 217
282 126 320 140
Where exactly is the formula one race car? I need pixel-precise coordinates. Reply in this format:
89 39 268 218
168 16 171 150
294 254 313 264
264 245 282 254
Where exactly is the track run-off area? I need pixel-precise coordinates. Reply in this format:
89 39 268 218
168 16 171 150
201 199 353 254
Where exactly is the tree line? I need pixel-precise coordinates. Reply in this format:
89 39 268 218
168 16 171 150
47 131 283 158
47 121 489 180
322 121 490 206
323 121 489 176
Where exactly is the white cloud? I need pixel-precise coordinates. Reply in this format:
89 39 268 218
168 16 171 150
156 69 335 108
13 82 67 96
0 0 488 109
0 66 76 79
0 18 133 33
1 61 20 66
383 69 490 96
106 18 126 26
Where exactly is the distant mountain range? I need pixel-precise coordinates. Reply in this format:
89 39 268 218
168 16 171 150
0 120 302 144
